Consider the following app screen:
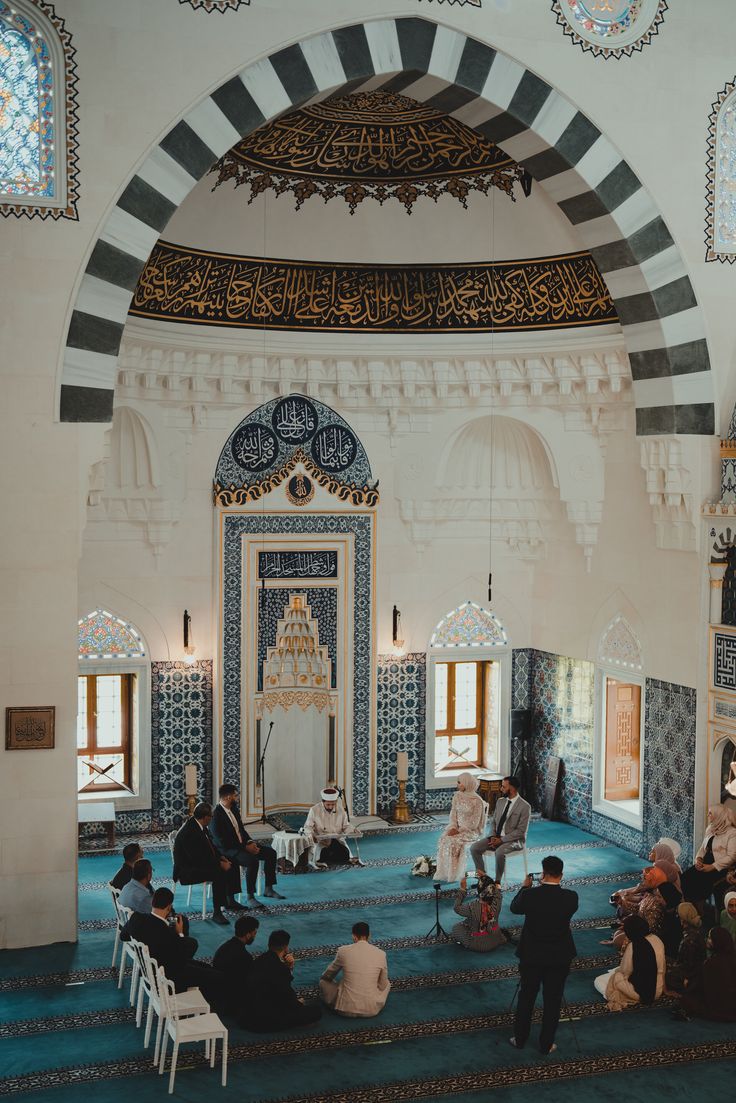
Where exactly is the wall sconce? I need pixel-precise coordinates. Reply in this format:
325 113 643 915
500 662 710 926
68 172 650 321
183 609 196 663
392 604 405 655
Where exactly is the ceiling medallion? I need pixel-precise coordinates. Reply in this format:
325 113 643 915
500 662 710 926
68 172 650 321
210 91 526 214
178 0 250 11
551 0 667 59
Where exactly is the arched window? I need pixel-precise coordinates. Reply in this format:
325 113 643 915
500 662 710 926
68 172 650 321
77 609 150 807
0 0 78 219
594 615 644 830
426 602 511 789
707 80 736 262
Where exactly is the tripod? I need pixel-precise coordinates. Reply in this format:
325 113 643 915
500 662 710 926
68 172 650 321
507 979 581 1054
425 882 449 940
244 721 280 827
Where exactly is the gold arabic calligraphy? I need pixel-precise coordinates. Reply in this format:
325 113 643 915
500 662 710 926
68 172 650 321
132 242 617 333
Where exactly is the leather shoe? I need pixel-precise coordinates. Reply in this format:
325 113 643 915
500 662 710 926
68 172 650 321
212 911 229 926
228 900 249 911
264 887 285 899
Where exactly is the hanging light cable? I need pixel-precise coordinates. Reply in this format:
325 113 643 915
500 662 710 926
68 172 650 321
488 186 496 607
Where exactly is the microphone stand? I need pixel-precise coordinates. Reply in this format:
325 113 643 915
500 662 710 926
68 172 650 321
244 721 278 827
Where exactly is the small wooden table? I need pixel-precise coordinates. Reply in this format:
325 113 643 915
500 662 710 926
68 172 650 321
78 801 116 847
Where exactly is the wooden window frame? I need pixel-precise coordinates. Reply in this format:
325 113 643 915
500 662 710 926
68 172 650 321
435 660 485 770
77 673 133 791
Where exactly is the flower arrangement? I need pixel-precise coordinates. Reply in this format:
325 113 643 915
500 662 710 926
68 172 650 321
411 855 437 877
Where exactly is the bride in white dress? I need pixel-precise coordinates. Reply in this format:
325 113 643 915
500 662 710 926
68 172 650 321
434 772 487 883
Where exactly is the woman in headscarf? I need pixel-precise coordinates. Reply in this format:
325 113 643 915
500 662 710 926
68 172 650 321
608 865 682 956
720 891 736 944
610 839 682 916
665 902 707 994
594 914 665 1011
434 772 487 883
677 927 736 1022
450 872 506 952
681 805 736 908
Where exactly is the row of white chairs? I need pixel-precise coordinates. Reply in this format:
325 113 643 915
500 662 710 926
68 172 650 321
109 883 228 1093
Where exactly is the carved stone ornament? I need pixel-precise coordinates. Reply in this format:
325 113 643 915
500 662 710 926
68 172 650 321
178 0 249 11
551 0 668 59
598 615 643 670
209 91 525 215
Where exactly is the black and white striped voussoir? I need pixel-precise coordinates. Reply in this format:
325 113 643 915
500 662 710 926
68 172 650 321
59 16 714 435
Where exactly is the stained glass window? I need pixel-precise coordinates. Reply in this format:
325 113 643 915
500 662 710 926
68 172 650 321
0 0 78 219
78 609 146 660
430 602 507 648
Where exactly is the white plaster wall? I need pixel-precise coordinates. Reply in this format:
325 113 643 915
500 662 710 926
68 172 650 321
4 0 736 947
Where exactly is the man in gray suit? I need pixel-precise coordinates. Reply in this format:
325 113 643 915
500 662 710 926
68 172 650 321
470 776 530 881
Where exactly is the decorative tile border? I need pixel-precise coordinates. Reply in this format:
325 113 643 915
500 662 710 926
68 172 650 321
221 513 373 814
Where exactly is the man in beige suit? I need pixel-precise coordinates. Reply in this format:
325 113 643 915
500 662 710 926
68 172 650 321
319 921 390 1017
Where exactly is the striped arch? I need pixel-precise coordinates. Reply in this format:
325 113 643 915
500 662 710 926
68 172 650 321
61 16 714 435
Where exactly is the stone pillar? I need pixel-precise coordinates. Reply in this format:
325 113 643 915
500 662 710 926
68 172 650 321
709 561 727 624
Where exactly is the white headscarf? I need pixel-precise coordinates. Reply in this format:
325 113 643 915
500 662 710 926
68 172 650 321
707 804 735 836
456 772 480 794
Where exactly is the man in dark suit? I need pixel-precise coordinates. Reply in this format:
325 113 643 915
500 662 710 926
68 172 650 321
509 854 578 1055
122 886 226 1008
241 929 321 1031
213 914 259 1014
172 801 242 925
111 842 143 890
211 784 284 904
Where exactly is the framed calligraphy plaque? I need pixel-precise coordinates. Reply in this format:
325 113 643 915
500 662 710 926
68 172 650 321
6 706 55 750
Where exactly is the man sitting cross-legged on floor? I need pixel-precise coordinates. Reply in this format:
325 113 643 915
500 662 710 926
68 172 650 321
241 929 321 1032
111 842 143 890
173 801 242 925
213 915 260 1015
211 783 284 904
319 921 390 1017
122 886 227 1009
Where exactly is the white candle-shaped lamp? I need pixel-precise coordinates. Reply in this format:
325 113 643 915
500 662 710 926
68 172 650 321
185 763 197 796
397 751 409 782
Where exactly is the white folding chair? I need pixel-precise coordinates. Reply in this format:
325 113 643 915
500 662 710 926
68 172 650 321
157 966 228 1094
115 903 141 1004
168 829 211 918
108 883 122 967
132 943 210 1064
502 846 529 887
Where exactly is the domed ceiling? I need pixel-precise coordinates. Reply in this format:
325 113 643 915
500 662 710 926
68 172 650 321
209 90 527 215
127 91 619 339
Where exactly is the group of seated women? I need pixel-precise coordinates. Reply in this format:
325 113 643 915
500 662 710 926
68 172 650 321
597 806 736 1021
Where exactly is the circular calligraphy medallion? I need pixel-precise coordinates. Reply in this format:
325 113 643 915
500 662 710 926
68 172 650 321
271 396 318 444
311 424 358 473
285 473 314 506
230 423 279 473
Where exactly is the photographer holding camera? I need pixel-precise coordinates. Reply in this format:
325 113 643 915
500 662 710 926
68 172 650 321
509 854 578 1055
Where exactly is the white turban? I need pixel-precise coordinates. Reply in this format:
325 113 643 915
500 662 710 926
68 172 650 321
321 787 339 802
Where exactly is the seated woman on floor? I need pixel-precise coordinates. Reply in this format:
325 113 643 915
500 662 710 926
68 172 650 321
721 891 736 944
676 927 736 1023
665 902 707 995
451 873 506 952
434 773 486 883
609 865 682 957
610 838 682 918
594 914 665 1011
681 805 736 910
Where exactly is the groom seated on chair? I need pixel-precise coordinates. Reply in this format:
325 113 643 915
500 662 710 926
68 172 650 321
211 784 285 905
470 776 530 882
172 802 241 926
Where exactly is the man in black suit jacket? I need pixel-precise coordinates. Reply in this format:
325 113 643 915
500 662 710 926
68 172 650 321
212 914 259 1014
211 784 284 903
111 842 143 890
509 854 578 1055
122 887 226 1009
172 802 242 925
241 929 321 1031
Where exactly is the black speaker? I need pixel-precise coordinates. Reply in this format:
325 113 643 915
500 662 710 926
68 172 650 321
510 708 532 743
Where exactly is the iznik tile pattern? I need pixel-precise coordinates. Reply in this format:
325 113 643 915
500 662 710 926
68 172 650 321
376 653 428 814
221 513 373 815
258 587 337 691
640 677 696 864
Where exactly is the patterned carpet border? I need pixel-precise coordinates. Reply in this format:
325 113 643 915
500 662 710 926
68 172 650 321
76 871 635 929
0 951 620 1037
0 994 688 1096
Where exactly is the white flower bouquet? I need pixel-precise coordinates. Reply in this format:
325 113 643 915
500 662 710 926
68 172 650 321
411 854 437 877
